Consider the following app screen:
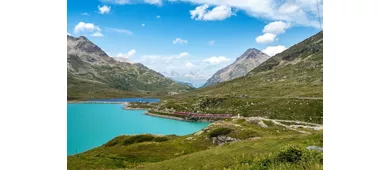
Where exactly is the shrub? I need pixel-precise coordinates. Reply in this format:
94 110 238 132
154 136 169 142
236 119 246 123
135 135 155 143
262 120 274 127
104 136 126 147
226 144 322 170
105 140 118 147
123 135 155 145
209 127 232 137
275 145 303 163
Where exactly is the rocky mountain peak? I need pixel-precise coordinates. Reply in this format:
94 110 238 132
203 48 270 87
67 35 116 65
236 48 264 61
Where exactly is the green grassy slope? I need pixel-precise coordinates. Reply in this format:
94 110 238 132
67 32 323 169
135 133 322 170
139 31 323 123
68 119 322 169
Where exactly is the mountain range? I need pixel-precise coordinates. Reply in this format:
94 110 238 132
165 31 323 123
68 31 324 169
67 35 193 100
202 48 270 87
161 71 210 88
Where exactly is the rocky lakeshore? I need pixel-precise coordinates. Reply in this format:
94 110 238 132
144 112 185 121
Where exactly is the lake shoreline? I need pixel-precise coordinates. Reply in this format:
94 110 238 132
144 112 185 121
124 107 216 123
68 101 216 123
67 101 125 104
67 103 210 155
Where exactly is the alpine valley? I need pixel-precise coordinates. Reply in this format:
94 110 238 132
68 31 323 170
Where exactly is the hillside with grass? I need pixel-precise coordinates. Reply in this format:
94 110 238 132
68 118 322 170
67 31 323 169
67 35 194 100
133 31 323 123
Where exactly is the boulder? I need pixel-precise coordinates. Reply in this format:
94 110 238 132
257 120 268 128
185 137 195 141
215 135 239 145
212 137 217 144
194 130 204 136
306 146 323 152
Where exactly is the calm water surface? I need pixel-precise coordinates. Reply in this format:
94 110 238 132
67 103 209 155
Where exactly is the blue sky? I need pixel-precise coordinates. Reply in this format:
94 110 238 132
67 0 322 87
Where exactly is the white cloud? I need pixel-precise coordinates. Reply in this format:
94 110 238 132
173 38 188 44
100 0 163 6
202 56 230 65
156 15 161 19
100 0 131 5
98 5 111 14
263 21 290 35
179 52 189 58
74 22 101 33
99 0 322 27
67 32 71 36
141 24 145 27
107 28 133 35
208 40 215 45
263 45 287 56
91 32 104 37
256 33 276 44
132 53 231 87
190 4 234 21
182 0 322 28
81 12 89 16
185 62 195 68
74 22 103 36
117 49 136 58
145 0 162 5
278 3 300 14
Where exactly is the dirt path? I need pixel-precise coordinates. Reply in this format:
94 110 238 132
246 96 323 100
235 116 323 134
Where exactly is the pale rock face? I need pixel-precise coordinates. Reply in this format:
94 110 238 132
67 35 117 66
203 48 270 87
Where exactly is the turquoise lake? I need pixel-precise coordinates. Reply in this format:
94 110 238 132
67 103 210 155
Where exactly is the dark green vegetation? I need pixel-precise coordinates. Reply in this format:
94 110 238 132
67 35 193 100
227 144 323 170
68 118 322 170
209 127 232 137
128 31 323 123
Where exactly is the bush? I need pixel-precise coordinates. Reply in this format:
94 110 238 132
262 120 274 127
123 135 155 145
105 140 118 147
275 145 303 163
209 127 233 137
226 144 323 170
136 135 155 143
154 136 169 142
104 136 126 147
236 119 246 123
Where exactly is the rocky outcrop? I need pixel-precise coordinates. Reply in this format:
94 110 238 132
306 146 323 152
203 48 270 87
257 120 269 128
212 135 239 145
